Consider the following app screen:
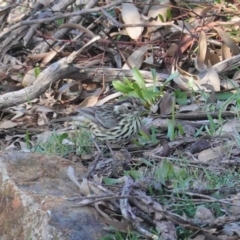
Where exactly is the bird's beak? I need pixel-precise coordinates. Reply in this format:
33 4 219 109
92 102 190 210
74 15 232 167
140 106 148 114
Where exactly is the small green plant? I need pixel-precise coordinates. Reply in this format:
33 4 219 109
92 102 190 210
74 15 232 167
113 67 159 105
33 128 93 156
136 126 159 145
205 114 223 136
24 130 31 150
174 89 188 105
34 64 41 77
167 97 186 140
176 226 193 240
55 18 64 25
113 67 179 105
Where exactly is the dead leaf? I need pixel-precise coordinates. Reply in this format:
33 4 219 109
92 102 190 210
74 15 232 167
147 0 169 33
5 142 18 150
22 69 37 87
216 119 240 135
198 146 225 162
122 44 150 69
35 105 54 113
221 79 239 89
159 92 173 115
19 141 31 152
231 15 240 31
223 222 240 236
143 144 170 158
0 120 18 129
228 195 240 217
179 35 194 54
10 111 25 120
222 43 232 60
41 46 60 67
179 104 199 112
205 49 220 66
215 27 240 55
144 55 154 65
189 139 211 154
166 43 178 57
79 178 103 196
77 88 101 108
183 124 195 136
161 142 171 157
0 5 13 17
177 20 193 33
27 53 49 61
194 31 207 72
233 70 240 80
37 112 48 126
57 80 83 103
174 66 206 91
200 64 220 91
189 6 212 17
121 2 144 40
194 205 214 221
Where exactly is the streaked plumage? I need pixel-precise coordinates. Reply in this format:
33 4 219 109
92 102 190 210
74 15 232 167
63 97 146 144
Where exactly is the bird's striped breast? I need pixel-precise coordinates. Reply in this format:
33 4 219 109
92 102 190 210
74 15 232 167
88 114 141 144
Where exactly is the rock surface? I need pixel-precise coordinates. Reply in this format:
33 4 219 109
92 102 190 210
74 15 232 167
0 151 107 240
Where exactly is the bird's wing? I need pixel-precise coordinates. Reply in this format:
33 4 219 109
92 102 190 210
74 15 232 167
95 105 117 129
77 105 117 129
77 107 100 125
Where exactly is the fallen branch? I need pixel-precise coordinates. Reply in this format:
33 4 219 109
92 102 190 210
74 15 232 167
0 63 168 110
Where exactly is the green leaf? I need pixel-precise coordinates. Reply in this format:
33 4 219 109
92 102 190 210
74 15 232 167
55 18 64 25
154 161 174 184
167 120 175 140
151 68 157 92
59 133 68 142
175 90 188 105
217 92 234 101
131 82 144 98
112 80 133 93
151 68 157 82
150 126 158 143
207 114 216 135
132 67 146 89
34 64 41 77
167 8 172 20
160 71 179 93
158 14 165 22
25 130 30 149
187 76 196 89
103 177 119 185
139 158 154 167
123 76 133 86
195 125 204 137
166 71 179 82
127 170 144 180
177 124 184 135
139 129 151 140
141 90 159 102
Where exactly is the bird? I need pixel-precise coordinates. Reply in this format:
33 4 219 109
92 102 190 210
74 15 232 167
52 97 146 144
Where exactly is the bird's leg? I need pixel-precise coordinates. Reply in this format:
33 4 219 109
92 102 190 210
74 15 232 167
106 141 115 156
92 138 103 156
84 138 105 178
84 152 102 178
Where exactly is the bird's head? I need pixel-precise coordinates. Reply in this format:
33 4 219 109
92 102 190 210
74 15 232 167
113 97 147 116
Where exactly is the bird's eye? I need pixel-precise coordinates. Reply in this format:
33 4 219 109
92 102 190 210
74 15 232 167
127 106 132 110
